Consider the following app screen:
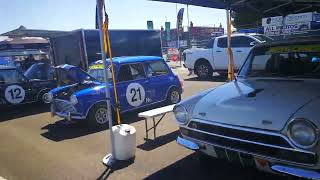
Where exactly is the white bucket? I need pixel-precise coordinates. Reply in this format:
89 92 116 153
112 124 136 161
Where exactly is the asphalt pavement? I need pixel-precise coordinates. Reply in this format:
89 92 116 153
0 66 296 180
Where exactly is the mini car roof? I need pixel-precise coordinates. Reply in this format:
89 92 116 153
255 36 320 49
0 65 16 70
55 64 77 70
92 56 163 65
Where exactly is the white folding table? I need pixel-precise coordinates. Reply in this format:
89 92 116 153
138 104 175 140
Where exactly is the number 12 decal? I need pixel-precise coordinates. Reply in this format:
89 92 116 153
5 85 26 104
126 83 145 107
9 88 23 100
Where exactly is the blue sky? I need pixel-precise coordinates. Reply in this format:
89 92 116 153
1 0 226 34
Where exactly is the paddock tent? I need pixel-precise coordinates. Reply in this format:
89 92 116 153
150 0 320 15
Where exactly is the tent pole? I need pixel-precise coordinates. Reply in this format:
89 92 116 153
96 0 116 166
176 4 181 67
187 4 190 48
226 6 235 81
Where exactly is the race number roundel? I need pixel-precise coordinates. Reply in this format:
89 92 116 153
5 85 26 104
126 83 145 107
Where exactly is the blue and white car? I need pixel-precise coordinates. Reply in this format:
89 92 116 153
49 56 183 127
174 38 320 179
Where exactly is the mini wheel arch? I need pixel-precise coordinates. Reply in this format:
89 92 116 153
166 86 182 104
37 89 51 103
87 101 117 119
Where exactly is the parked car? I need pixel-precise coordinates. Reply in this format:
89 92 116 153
0 65 56 107
174 37 320 179
166 47 180 62
48 56 183 127
183 33 272 79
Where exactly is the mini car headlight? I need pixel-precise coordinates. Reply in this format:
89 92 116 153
288 119 318 149
70 95 78 105
173 105 189 124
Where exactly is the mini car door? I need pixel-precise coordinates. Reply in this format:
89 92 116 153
116 63 149 112
144 60 171 103
0 69 34 105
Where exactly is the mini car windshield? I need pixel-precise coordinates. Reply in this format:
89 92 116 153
239 44 320 79
87 64 112 82
0 69 27 84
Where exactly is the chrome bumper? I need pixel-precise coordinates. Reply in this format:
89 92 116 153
272 165 320 180
177 136 320 179
177 136 200 150
50 101 86 121
54 111 86 120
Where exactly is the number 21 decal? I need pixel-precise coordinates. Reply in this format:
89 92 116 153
126 83 145 107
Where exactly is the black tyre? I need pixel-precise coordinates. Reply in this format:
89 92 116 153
166 87 181 105
195 60 213 79
87 103 109 128
38 91 50 104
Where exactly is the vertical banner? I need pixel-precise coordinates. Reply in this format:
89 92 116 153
160 26 167 47
165 22 171 42
147 21 154 30
177 8 184 37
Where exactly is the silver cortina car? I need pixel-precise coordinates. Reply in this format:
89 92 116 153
174 37 320 179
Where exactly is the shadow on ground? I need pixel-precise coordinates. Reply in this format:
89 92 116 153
40 111 144 142
144 153 296 180
184 75 228 83
137 130 179 151
97 158 135 180
0 103 49 122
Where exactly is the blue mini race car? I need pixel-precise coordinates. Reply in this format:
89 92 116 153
49 56 183 127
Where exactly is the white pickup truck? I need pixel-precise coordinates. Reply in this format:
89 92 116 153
183 33 272 79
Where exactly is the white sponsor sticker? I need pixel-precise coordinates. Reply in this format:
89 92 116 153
5 85 25 104
126 83 145 107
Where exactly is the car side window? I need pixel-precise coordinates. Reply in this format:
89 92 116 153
0 69 27 84
231 36 255 47
130 63 146 80
117 63 146 82
206 38 215 49
118 64 133 82
146 60 169 77
217 37 227 48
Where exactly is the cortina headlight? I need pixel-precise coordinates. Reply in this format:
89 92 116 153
70 95 78 105
287 118 318 149
173 105 189 125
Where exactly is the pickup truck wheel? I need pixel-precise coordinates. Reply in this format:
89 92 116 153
88 104 109 128
195 61 213 79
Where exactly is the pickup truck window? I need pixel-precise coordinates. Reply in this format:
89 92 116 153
217 36 256 48
206 38 215 49
231 36 254 47
217 37 227 48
